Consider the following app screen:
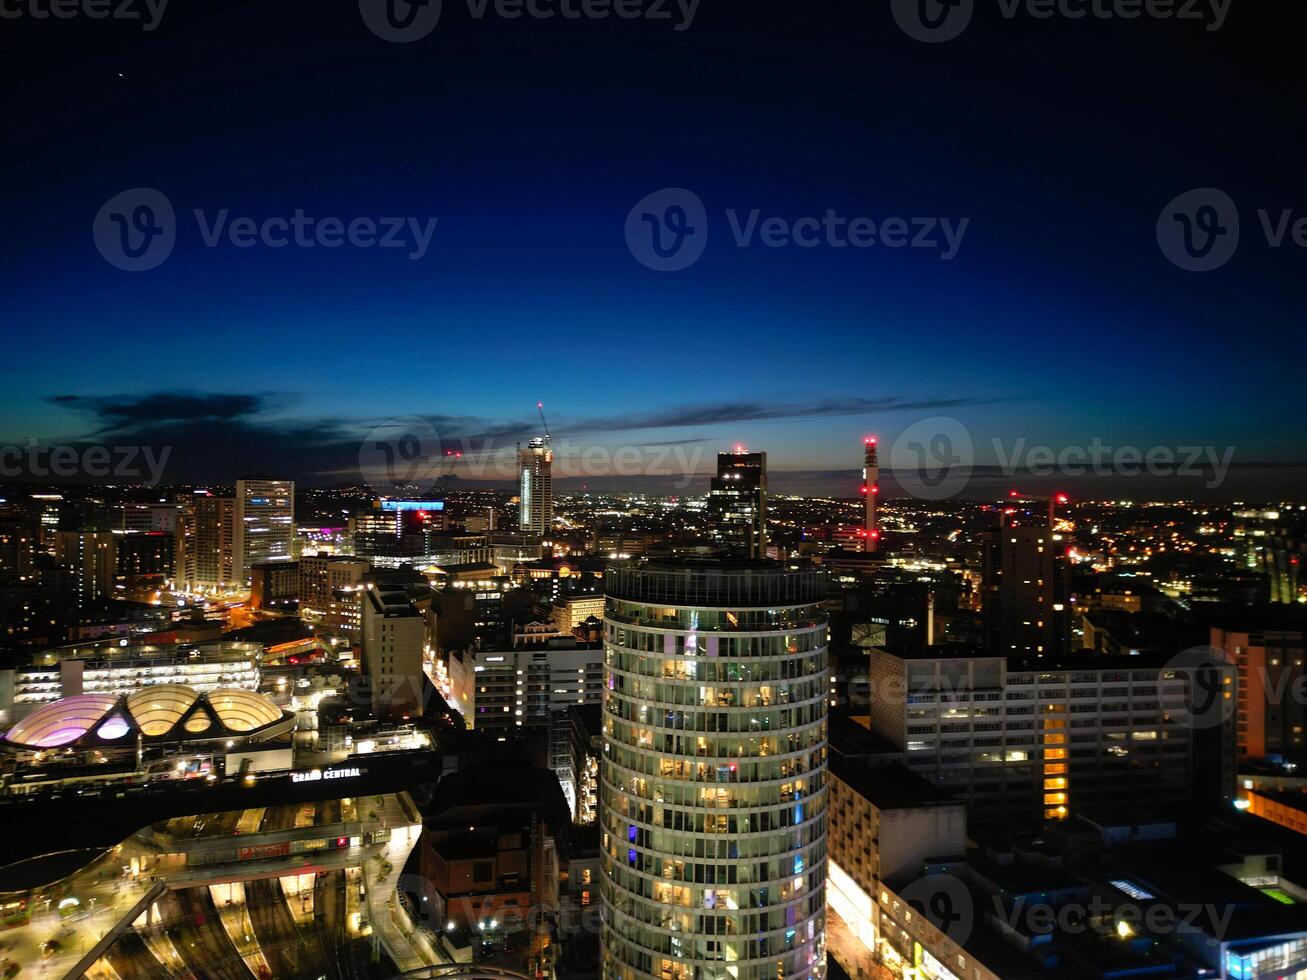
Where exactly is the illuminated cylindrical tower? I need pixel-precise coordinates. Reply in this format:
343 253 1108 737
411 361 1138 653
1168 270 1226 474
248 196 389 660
862 437 879 553
600 557 829 980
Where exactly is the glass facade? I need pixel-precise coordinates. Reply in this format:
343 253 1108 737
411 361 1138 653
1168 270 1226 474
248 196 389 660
601 559 829 980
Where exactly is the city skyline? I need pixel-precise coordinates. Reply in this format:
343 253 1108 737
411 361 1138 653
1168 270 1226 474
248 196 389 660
4 3 1307 977
2 2 1305 501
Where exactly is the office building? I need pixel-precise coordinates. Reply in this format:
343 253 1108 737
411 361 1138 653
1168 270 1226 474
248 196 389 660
867 647 1232 826
352 500 450 566
115 530 173 584
248 559 299 610
117 502 179 533
706 449 767 558
1212 619 1307 761
0 524 36 578
601 557 829 980
299 554 370 628
981 515 1071 658
826 750 966 964
232 478 295 586
448 640 605 734
518 437 553 536
361 583 426 721
552 702 602 824
826 763 1307 980
176 492 237 592
550 594 606 633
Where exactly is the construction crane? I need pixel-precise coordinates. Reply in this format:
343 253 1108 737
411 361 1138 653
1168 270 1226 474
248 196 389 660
536 401 552 446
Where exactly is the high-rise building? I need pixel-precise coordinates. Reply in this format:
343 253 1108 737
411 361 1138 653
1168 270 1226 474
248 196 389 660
706 449 767 557
176 493 236 591
299 554 370 612
361 583 426 720
1212 619 1307 761
52 530 116 608
0 524 36 579
114 530 174 584
450 641 605 734
601 557 829 980
518 437 553 536
981 512 1070 658
117 502 179 533
866 647 1233 826
232 478 295 586
249 559 299 610
298 553 370 630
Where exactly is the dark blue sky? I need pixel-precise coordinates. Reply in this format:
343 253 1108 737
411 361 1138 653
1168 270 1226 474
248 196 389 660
1 0 1303 497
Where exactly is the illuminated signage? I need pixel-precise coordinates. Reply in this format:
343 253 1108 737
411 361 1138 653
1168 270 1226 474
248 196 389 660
292 766 362 783
380 500 445 512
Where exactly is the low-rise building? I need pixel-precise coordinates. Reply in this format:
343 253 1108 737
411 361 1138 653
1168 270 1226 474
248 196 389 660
0 640 264 726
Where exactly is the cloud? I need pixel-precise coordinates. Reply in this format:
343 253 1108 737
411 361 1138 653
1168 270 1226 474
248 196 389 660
565 395 1022 434
27 389 1023 488
48 392 280 434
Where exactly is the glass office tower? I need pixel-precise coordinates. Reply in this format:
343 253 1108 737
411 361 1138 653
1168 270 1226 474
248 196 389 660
601 558 829 980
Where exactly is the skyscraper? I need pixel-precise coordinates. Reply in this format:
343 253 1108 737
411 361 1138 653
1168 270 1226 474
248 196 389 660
232 478 295 587
601 557 829 980
981 509 1070 658
52 530 116 608
706 448 767 557
176 492 236 592
518 437 553 536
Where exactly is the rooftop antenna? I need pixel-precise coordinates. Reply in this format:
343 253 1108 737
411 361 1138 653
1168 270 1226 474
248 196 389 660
536 401 552 445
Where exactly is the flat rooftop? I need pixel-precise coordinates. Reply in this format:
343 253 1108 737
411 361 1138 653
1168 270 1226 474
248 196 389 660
828 753 959 811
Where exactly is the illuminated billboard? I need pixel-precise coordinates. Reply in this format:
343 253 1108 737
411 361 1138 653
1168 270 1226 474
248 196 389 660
380 500 445 512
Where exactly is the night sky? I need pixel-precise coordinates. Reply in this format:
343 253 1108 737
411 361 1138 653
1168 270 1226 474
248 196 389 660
1 0 1303 498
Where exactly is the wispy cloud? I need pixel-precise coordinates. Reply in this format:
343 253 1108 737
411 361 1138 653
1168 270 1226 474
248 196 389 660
32 389 1024 486
48 392 288 435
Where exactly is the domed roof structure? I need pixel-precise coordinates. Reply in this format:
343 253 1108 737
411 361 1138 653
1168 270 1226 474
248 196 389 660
5 694 121 749
127 685 200 736
206 688 285 732
2 685 293 751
